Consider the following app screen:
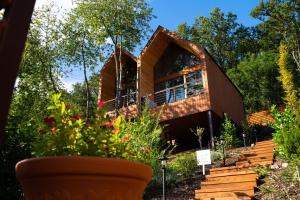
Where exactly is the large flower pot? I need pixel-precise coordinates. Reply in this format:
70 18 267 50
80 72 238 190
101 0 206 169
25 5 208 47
15 156 152 200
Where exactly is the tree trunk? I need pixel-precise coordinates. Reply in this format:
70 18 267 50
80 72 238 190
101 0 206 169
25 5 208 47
113 45 120 116
81 35 91 119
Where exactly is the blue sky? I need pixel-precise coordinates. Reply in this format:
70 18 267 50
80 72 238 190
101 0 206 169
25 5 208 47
35 0 262 90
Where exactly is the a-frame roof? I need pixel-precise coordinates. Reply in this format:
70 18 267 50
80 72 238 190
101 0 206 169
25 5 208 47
100 48 137 74
138 25 243 99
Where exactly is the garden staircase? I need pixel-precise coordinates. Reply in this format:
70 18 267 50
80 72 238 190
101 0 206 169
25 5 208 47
195 140 278 200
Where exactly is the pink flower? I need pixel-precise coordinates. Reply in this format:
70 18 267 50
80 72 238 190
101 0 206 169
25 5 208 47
97 100 104 108
43 116 56 126
112 128 120 134
51 127 57 134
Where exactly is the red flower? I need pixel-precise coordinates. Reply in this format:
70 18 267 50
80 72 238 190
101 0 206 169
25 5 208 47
104 121 113 127
112 128 120 134
122 136 129 141
43 116 56 126
97 100 104 108
70 114 82 121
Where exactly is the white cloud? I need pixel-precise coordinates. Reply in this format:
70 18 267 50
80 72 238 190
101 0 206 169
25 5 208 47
35 0 74 10
62 78 80 92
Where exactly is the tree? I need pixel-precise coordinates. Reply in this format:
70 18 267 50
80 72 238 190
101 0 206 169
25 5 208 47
26 3 63 93
177 22 191 40
278 42 298 106
178 8 259 70
60 7 103 118
68 73 100 116
251 0 300 70
76 0 154 114
227 51 283 113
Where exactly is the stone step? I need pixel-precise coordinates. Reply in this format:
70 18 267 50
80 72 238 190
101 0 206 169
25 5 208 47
195 185 254 199
201 179 257 189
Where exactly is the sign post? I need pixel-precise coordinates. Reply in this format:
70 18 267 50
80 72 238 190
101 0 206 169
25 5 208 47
196 149 211 176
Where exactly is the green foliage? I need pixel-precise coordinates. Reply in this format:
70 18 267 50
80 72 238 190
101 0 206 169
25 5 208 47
210 150 222 163
252 165 271 179
271 106 300 158
227 51 283 113
220 113 238 149
178 8 259 70
278 43 298 107
168 153 197 180
68 73 100 117
122 106 165 165
32 93 148 160
190 127 204 149
0 117 35 199
251 0 300 70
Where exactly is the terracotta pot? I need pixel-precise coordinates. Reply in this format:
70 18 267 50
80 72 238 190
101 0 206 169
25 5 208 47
15 156 152 200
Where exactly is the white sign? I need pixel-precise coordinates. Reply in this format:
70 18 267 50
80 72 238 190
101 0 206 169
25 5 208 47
196 149 211 166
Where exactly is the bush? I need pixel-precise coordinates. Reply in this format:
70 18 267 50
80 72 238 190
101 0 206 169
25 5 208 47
168 152 197 180
271 106 300 158
210 150 222 163
220 113 238 149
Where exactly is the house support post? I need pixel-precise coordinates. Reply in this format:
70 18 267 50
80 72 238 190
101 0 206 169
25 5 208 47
207 110 215 150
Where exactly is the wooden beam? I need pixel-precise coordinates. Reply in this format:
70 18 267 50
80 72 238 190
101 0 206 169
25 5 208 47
155 65 203 84
0 0 36 144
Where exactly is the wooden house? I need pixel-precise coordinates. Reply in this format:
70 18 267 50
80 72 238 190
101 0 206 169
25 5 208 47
99 26 245 149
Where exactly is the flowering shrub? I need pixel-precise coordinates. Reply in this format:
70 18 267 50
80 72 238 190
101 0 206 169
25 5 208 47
32 93 142 159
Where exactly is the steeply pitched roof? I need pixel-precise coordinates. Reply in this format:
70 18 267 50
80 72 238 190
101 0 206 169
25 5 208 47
138 25 243 98
100 48 137 74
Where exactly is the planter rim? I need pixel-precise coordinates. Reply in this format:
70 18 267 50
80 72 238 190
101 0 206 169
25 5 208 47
16 156 152 182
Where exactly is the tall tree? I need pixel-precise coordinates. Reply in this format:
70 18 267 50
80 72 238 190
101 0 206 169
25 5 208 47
278 42 298 106
251 0 300 70
227 51 283 113
60 7 103 118
76 0 154 114
178 8 259 70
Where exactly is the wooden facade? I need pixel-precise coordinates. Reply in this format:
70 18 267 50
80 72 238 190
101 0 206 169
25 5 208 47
99 26 245 149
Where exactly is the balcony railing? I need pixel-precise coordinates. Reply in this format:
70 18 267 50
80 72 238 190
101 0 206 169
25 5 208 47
103 76 203 112
104 92 136 111
143 80 204 108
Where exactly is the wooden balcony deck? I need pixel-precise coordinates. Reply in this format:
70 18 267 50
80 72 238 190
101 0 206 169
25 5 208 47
151 91 211 122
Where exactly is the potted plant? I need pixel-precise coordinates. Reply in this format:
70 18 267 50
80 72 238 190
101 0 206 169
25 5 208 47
15 93 153 199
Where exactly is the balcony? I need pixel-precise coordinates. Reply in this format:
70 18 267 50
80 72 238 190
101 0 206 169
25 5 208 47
147 75 210 121
104 92 138 118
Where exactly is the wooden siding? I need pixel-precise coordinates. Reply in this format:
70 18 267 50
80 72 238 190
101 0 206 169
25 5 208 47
99 64 116 102
204 52 245 125
105 104 138 119
151 92 211 121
